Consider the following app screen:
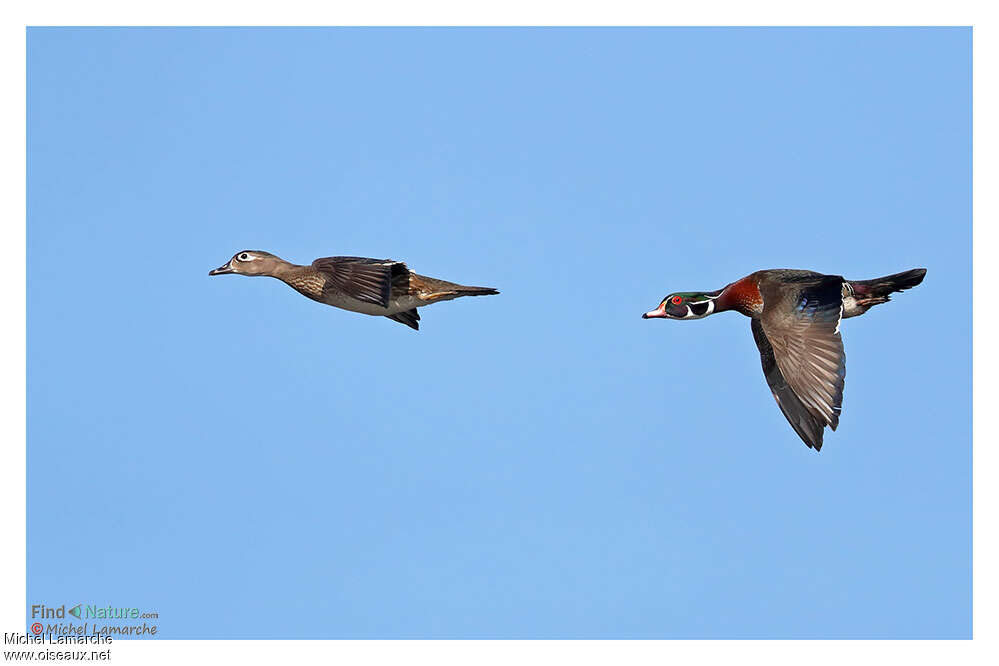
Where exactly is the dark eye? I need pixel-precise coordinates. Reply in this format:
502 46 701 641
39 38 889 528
671 296 683 305
238 253 249 261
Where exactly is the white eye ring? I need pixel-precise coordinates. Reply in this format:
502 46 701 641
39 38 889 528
237 253 252 261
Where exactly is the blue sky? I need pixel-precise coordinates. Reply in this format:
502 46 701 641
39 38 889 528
27 27 970 639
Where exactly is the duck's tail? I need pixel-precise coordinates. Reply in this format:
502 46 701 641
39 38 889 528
453 285 501 297
853 268 927 296
411 273 500 304
423 285 500 304
844 268 926 318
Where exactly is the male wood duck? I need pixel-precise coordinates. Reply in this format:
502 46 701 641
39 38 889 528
642 268 927 451
209 251 498 330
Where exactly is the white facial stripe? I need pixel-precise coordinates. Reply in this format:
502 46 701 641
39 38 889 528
683 298 716 319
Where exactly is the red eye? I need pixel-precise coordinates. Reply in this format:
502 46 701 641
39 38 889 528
671 296 683 305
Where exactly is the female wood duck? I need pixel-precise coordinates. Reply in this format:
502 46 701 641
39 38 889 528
209 251 498 330
642 268 926 451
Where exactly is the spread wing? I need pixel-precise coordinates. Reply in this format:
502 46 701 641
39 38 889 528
754 277 846 450
751 319 829 449
311 257 409 308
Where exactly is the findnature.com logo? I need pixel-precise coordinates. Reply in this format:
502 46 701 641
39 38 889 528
31 604 158 621
29 603 161 637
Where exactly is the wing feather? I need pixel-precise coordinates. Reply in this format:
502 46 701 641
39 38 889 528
311 257 409 308
759 277 846 441
751 319 829 450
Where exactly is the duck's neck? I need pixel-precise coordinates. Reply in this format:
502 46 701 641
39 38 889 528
267 260 323 301
715 275 764 317
269 259 307 282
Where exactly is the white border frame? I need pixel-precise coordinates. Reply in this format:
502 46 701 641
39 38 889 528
4 2 991 664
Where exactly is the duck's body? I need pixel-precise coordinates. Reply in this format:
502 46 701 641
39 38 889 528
643 268 926 451
210 251 498 330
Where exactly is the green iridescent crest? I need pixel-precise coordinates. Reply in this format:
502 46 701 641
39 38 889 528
662 291 714 304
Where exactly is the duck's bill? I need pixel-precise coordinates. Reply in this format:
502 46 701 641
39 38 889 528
642 306 667 319
209 263 234 276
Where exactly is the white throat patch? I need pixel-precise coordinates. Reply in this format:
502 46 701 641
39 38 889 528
683 298 716 319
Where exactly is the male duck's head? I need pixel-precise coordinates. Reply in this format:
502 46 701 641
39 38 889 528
643 291 721 320
209 250 281 277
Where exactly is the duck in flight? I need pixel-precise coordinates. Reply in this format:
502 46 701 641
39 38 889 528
209 251 498 330
642 268 926 450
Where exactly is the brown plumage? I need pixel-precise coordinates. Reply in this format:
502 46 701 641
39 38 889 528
209 251 498 330
754 273 846 448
